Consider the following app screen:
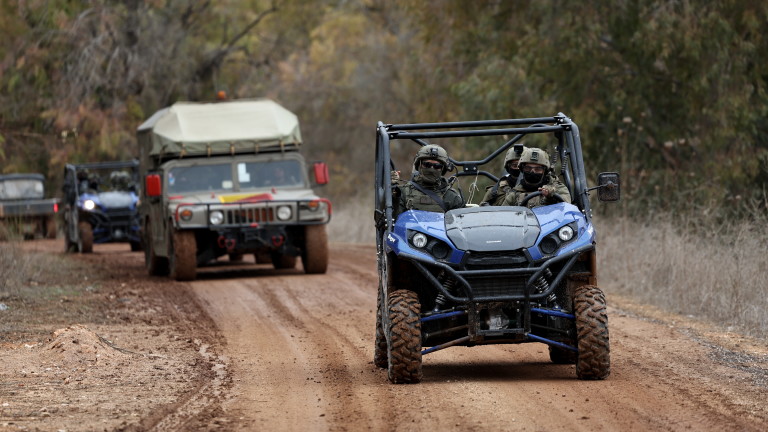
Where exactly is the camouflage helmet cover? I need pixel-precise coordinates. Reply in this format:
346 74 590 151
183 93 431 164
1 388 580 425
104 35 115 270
504 145 527 165
413 144 451 174
518 147 551 170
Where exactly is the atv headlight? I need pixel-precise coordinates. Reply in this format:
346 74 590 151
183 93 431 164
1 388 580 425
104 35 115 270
276 206 292 221
83 199 96 211
558 225 574 241
412 233 428 249
209 210 224 225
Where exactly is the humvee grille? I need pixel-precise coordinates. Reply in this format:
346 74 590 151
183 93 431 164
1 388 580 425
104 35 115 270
225 207 274 224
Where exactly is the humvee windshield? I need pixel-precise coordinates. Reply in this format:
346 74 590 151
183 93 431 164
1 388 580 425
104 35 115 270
0 178 44 200
167 159 304 194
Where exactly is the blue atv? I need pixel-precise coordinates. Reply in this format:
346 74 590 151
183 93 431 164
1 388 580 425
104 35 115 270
63 161 142 253
374 114 620 383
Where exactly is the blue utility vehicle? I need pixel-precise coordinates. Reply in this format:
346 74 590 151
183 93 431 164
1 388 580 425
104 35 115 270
374 114 620 383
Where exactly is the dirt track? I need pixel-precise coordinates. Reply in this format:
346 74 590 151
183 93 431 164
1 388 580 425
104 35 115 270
6 240 768 431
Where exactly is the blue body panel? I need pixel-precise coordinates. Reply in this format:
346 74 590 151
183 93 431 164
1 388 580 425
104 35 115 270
388 203 594 264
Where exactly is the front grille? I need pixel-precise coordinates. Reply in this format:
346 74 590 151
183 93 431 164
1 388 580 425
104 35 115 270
464 250 528 270
465 274 527 297
104 208 132 226
225 206 274 224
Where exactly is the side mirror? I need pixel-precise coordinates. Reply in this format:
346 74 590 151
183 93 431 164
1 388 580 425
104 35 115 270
596 172 620 202
145 174 162 197
313 162 329 185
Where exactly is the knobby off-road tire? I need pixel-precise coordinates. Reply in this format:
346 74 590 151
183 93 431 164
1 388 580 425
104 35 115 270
387 289 422 384
144 220 168 276
271 253 297 269
169 229 196 281
573 285 610 380
78 221 93 253
302 224 329 274
130 241 142 252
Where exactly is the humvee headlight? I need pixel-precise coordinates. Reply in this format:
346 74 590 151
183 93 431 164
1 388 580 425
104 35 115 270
83 199 96 211
412 233 428 249
179 208 193 221
276 206 292 221
558 225 574 241
209 210 224 225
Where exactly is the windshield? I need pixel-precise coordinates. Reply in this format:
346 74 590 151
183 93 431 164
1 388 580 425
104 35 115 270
0 179 44 199
236 160 304 189
168 163 234 194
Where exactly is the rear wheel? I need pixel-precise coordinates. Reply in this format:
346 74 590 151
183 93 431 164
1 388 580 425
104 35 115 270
574 285 610 380
254 251 271 264
78 221 93 253
387 289 422 384
144 220 168 276
271 252 297 269
169 229 196 281
130 241 142 252
301 225 328 274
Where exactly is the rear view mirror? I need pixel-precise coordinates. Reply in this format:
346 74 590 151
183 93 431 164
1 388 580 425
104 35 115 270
313 162 329 185
597 172 620 202
145 174 162 197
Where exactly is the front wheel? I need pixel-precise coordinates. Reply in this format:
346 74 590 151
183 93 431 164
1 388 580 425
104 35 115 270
301 225 328 274
78 221 93 253
169 229 196 281
574 285 610 380
387 289 422 384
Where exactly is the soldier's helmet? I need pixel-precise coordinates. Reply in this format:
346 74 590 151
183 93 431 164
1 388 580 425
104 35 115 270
504 146 526 165
413 144 451 174
518 147 551 170
110 171 131 190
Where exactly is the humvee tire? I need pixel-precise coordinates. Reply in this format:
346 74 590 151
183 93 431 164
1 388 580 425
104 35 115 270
387 289 422 384
144 220 169 276
169 229 196 281
574 285 610 380
302 224 328 274
271 252 297 269
78 221 93 253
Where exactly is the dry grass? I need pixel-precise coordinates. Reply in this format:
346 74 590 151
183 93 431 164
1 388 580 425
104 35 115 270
598 215 768 339
0 241 83 299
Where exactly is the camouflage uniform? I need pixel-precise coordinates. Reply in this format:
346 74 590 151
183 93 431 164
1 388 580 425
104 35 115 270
502 147 572 208
394 144 464 217
481 145 527 206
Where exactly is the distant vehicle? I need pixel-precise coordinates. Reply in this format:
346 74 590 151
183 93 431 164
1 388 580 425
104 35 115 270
0 173 59 240
62 161 142 253
137 98 331 281
374 114 620 383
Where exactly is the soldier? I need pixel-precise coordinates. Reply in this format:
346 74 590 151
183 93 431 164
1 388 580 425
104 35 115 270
502 147 571 208
394 144 464 218
480 144 527 206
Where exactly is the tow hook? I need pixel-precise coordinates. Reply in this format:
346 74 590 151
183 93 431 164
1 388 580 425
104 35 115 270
217 235 237 251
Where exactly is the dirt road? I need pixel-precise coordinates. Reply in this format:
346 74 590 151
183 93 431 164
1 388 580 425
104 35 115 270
5 240 768 431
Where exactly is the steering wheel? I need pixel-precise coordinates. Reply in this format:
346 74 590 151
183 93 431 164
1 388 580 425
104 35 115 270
519 191 566 207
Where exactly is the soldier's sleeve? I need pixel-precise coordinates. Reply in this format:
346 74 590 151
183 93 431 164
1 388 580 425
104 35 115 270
551 181 572 204
480 185 495 204
502 191 519 206
446 188 465 210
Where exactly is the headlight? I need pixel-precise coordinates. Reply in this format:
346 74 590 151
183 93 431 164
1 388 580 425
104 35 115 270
179 208 193 221
276 206 292 221
412 233 428 248
558 225 574 241
209 210 224 225
83 199 96 210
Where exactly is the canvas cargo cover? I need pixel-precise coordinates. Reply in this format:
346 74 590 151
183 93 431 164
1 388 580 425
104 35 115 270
137 99 302 157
